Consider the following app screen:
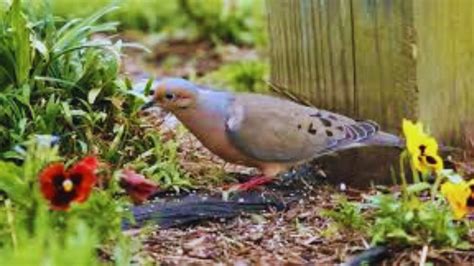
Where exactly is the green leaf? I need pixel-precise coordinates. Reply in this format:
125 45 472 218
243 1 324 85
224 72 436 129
406 182 431 194
32 39 49 61
0 161 29 206
144 77 154 96
61 102 73 126
87 87 102 104
440 169 464 184
8 0 32 85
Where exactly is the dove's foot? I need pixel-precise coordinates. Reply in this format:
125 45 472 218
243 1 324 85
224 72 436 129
225 175 274 192
237 176 274 191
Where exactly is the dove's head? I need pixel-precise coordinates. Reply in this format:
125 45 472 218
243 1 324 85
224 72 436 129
145 78 199 112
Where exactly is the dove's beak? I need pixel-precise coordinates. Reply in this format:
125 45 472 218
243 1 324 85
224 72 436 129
140 100 155 111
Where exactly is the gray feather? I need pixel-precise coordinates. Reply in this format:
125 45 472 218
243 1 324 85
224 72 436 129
224 93 399 163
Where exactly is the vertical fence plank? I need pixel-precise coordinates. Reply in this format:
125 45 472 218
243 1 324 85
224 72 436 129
414 0 474 146
265 0 474 186
266 0 355 114
351 0 417 131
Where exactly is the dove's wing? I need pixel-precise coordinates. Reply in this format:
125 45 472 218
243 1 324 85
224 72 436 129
225 94 380 163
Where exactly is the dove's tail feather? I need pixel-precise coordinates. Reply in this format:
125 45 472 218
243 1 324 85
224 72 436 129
122 192 286 230
363 131 405 148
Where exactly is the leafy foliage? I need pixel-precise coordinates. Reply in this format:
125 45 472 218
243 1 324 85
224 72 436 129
0 2 190 263
0 137 130 265
1 0 121 158
366 193 469 248
0 0 186 180
180 0 267 46
200 60 269 93
124 128 192 191
50 0 185 33
50 0 267 47
322 196 367 231
323 139 471 250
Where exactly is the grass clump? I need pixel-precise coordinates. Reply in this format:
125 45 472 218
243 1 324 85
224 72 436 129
0 1 190 263
323 119 472 250
0 138 129 265
199 60 269 93
49 0 267 47
0 0 186 182
322 196 367 231
366 193 468 248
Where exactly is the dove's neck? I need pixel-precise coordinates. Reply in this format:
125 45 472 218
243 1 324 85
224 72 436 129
172 89 252 164
174 89 233 135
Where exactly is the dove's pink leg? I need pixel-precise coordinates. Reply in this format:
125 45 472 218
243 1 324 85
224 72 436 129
234 175 274 191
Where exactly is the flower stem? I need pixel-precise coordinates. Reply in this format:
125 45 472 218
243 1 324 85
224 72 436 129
412 165 421 183
399 151 408 200
431 172 445 201
5 199 17 250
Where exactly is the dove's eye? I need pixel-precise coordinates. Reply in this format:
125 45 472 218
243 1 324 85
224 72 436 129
164 92 175 101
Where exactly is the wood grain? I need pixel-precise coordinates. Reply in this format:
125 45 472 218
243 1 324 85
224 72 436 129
414 0 474 146
265 0 474 185
266 0 355 115
351 0 417 131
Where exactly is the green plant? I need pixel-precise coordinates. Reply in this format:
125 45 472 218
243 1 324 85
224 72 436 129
50 0 185 33
322 196 366 231
199 60 269 93
321 119 472 250
49 0 267 47
1 0 122 157
180 0 267 46
0 0 184 178
366 193 469 248
0 137 131 265
126 128 192 191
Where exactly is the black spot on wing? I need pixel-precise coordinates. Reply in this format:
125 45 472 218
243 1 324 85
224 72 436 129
319 118 332 127
310 113 322 118
297 124 302 130
307 123 317 135
315 120 380 156
328 114 338 121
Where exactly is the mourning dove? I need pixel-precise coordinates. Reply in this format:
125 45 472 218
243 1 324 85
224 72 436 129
142 78 402 190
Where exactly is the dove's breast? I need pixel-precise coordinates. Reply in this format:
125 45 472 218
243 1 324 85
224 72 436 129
173 91 261 167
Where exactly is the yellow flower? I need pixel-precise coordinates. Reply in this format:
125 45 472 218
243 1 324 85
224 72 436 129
402 119 443 174
441 179 474 219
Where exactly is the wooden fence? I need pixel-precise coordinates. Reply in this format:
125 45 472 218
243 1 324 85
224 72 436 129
266 0 474 186
267 0 474 146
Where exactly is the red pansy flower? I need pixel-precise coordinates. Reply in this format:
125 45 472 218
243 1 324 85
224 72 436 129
119 169 159 204
39 156 99 210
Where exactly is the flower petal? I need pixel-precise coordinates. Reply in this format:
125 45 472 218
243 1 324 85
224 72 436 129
402 119 443 174
67 156 98 203
441 181 470 219
119 169 159 204
39 163 66 201
403 119 426 155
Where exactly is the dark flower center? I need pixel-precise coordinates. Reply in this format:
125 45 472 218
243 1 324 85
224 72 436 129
50 173 83 208
53 174 66 190
419 145 427 155
69 173 83 186
467 196 474 207
425 155 437 165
